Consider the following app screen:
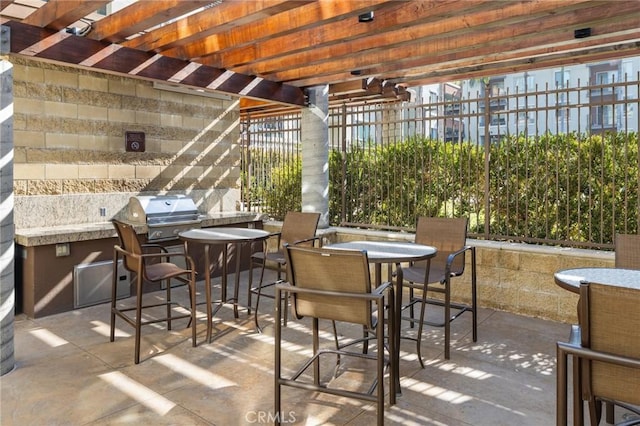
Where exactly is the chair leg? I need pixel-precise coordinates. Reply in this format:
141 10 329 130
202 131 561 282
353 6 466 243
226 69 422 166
134 274 143 364
166 278 173 330
409 287 416 329
588 397 602 426
190 272 197 347
253 258 267 332
110 252 118 343
471 249 478 342
415 284 428 369
444 276 452 360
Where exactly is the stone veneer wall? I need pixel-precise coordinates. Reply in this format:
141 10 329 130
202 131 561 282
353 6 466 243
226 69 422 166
263 223 615 325
11 56 241 228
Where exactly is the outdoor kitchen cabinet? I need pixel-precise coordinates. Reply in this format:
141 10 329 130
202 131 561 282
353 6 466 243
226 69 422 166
14 213 265 318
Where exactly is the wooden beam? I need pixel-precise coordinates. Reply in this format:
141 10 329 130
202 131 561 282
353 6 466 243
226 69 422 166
88 1 211 43
122 0 313 54
267 1 640 86
179 0 400 65
21 0 110 31
3 20 305 106
218 0 493 72
248 0 597 79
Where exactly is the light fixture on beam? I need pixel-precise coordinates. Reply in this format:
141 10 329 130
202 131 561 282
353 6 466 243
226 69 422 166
574 28 591 39
351 70 363 76
358 11 374 23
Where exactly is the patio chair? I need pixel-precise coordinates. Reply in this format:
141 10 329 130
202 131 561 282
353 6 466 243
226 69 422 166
556 282 640 426
110 219 197 364
400 216 477 362
248 211 321 332
274 245 395 426
615 233 640 269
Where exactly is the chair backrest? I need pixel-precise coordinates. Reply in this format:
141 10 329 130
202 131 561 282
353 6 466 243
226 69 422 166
280 211 321 249
284 245 373 327
415 216 468 275
614 233 640 269
580 282 640 406
112 219 144 274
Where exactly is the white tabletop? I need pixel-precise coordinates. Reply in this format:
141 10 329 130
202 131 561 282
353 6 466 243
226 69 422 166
179 227 270 244
327 240 436 263
554 267 640 293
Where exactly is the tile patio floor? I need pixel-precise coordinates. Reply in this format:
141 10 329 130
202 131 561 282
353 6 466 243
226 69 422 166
0 269 629 425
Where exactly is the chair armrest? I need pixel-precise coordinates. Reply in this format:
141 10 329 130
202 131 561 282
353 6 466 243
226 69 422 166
557 341 640 369
442 245 475 282
292 235 322 247
372 281 393 295
141 243 169 253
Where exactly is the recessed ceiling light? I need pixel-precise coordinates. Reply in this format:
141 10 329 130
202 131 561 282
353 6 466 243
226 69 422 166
358 12 374 23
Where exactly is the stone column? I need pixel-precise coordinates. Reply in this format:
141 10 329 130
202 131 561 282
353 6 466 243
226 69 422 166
301 85 329 228
0 57 15 376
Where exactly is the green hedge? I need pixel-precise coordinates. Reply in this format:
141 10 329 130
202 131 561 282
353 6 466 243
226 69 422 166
249 132 639 246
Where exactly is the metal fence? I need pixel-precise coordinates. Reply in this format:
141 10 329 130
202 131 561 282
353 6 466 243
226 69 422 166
241 75 640 249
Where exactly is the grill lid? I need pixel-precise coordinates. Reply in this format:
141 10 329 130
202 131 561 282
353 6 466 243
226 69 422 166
127 195 199 225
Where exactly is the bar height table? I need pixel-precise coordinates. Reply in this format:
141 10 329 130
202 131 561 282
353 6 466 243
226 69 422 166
326 240 437 396
179 227 270 343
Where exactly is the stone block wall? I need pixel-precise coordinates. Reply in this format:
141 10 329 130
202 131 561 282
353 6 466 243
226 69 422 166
11 57 241 227
265 223 615 324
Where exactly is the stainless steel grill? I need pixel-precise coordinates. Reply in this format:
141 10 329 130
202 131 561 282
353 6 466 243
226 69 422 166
126 195 202 241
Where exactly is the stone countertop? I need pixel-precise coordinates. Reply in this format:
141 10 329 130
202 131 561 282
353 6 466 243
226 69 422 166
15 212 267 246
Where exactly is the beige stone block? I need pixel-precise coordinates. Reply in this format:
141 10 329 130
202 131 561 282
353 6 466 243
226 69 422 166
136 83 159 100
108 108 134 123
160 113 183 127
46 133 79 149
15 64 44 83
78 105 108 120
520 252 560 274
14 180 27 195
78 135 110 151
14 130 45 149
184 116 205 129
62 180 94 193
109 165 136 179
28 179 62 195
160 139 185 154
15 164 45 180
79 165 109 179
135 165 161 179
44 101 77 118
109 79 137 96
79 75 108 92
14 148 26 163
15 97 45 115
498 249 520 270
159 90 185 104
134 111 160 126
517 289 557 319
45 69 78 87
45 164 79 179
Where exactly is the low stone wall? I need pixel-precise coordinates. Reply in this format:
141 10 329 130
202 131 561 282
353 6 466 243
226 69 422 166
264 222 614 324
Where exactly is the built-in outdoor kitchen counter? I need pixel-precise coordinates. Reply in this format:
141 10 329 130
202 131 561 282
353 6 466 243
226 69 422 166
15 212 266 318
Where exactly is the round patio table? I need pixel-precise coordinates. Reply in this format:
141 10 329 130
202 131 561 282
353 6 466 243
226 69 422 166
326 240 437 397
179 227 270 343
554 267 640 293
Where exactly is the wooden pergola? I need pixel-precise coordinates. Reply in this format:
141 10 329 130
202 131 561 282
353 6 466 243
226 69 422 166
2 0 640 115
